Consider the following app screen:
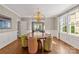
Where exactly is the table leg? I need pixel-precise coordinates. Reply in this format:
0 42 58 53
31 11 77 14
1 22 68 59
42 39 44 53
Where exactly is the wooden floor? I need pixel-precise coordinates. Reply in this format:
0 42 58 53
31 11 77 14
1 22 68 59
0 37 79 54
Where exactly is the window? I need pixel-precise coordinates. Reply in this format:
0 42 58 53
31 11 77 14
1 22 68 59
59 8 79 35
63 16 67 32
60 16 67 32
69 11 79 34
70 13 76 33
75 11 79 34
0 18 11 29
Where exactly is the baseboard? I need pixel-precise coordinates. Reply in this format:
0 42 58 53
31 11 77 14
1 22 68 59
0 39 17 50
54 36 79 50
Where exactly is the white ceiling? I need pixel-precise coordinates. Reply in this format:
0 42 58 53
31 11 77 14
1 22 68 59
5 4 77 17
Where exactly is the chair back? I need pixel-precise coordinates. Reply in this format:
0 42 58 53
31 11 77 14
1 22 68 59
28 37 38 54
44 36 52 51
20 35 27 47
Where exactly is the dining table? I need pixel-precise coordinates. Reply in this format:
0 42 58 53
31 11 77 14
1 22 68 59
27 32 51 53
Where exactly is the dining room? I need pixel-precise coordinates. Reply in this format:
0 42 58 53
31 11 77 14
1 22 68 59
0 4 79 54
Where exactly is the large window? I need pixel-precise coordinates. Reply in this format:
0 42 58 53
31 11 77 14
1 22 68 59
0 18 11 29
70 13 76 33
60 8 79 35
75 11 79 34
60 16 67 32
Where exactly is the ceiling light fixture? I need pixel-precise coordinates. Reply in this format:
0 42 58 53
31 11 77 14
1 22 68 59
34 8 44 22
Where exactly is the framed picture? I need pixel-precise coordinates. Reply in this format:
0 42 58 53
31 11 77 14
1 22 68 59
32 22 44 32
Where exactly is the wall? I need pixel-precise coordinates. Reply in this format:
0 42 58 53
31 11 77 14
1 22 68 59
60 33 79 48
0 31 17 49
20 17 32 35
20 17 58 37
20 19 28 35
45 17 58 37
0 5 20 49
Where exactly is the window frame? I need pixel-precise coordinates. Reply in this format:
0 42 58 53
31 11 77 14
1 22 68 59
59 8 79 36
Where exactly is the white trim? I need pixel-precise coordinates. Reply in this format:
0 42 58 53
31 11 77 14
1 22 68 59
60 32 79 48
58 5 78 17
1 4 21 17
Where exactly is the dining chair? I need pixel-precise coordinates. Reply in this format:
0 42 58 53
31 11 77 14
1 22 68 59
28 37 38 54
44 35 52 51
20 34 28 47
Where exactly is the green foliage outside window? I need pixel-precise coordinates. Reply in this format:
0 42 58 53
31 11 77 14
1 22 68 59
63 25 67 32
71 25 75 33
71 22 75 33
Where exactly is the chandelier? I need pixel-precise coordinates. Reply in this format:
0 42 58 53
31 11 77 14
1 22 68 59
34 8 44 22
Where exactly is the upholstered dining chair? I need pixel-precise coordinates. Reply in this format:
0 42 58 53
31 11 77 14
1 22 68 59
44 35 52 51
28 37 38 54
20 34 28 47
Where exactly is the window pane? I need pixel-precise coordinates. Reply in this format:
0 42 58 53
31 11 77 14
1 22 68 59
70 13 75 24
0 19 11 29
70 13 76 33
75 19 79 34
75 11 79 34
76 11 79 18
71 25 75 33
70 13 75 19
75 27 79 34
63 25 67 32
0 21 2 28
61 16 67 32
60 16 64 26
63 17 66 25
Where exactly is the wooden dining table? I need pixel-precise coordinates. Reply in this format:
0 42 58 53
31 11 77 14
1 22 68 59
27 32 51 53
37 34 51 53
37 37 46 53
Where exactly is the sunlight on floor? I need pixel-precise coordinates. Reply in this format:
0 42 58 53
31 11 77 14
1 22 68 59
52 41 57 45
58 46 67 54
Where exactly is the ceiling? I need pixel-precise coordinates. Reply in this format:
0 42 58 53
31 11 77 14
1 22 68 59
5 4 77 17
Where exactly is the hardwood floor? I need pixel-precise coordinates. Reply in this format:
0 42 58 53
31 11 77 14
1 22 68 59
50 37 79 54
0 37 79 54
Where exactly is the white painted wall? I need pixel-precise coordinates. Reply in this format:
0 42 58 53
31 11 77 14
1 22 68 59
60 33 79 48
20 17 58 37
45 17 58 37
0 31 17 49
20 21 28 35
20 18 32 35
0 5 20 49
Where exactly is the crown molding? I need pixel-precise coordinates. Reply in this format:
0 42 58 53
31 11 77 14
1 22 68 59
57 4 78 17
1 4 21 17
